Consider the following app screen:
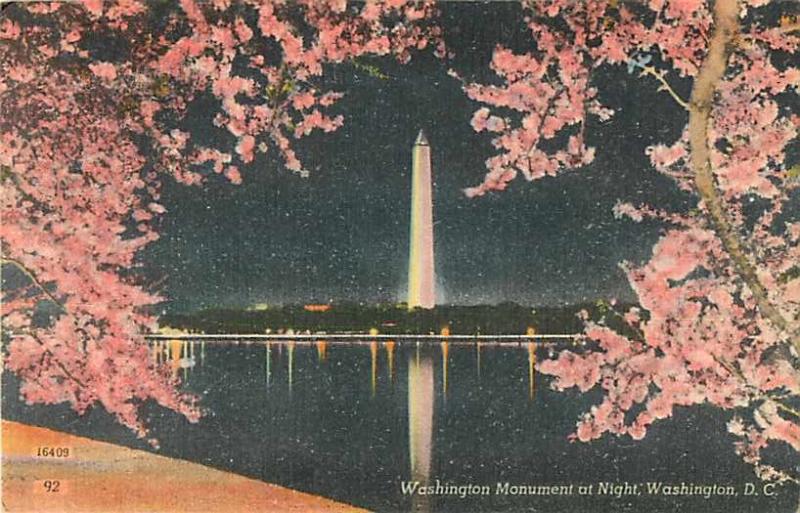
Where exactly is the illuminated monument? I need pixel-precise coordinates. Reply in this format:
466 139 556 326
407 130 436 309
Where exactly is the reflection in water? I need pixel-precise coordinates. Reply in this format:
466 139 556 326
149 338 551 511
27 339 788 513
316 340 328 362
161 339 198 380
440 342 449 399
385 341 395 383
265 343 272 387
408 354 434 513
153 340 195 374
153 339 543 399
527 342 536 400
185 342 194 380
370 341 378 397
287 341 295 392
476 342 481 380
170 339 182 378
155 340 542 403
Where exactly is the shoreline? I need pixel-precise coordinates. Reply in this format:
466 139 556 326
1 420 369 513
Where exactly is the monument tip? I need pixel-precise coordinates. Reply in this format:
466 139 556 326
414 130 429 146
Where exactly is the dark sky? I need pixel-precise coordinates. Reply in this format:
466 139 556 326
143 2 695 312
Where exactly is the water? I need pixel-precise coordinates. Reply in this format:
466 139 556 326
4 340 799 513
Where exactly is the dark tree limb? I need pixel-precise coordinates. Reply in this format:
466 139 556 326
688 0 800 355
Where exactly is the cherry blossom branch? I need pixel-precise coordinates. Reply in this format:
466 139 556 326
716 354 800 421
687 0 800 355
602 301 646 341
639 66 689 110
35 340 87 389
525 93 558 169
775 22 800 35
773 400 800 420
0 257 66 312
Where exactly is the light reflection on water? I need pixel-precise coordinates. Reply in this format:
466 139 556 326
152 339 199 379
135 339 799 513
409 354 434 513
153 338 539 402
3 337 796 513
153 338 542 513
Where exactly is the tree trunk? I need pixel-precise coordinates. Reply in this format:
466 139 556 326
688 0 800 354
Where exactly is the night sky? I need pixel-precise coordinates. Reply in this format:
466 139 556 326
143 2 694 312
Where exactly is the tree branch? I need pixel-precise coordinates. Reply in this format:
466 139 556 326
773 399 800 420
30 334 87 389
688 0 800 354
775 22 800 35
1 258 87 384
640 66 689 110
0 257 66 312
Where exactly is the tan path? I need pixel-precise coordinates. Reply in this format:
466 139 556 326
1 421 370 513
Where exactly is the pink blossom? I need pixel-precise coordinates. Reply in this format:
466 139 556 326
666 0 705 17
647 142 687 169
148 203 166 214
292 92 316 111
234 17 252 43
0 19 21 40
8 65 35 83
224 166 242 185
140 100 160 127
83 0 104 17
235 135 255 163
88 62 117 81
471 108 490 131
613 202 644 222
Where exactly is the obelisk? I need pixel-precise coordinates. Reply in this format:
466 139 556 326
407 130 435 309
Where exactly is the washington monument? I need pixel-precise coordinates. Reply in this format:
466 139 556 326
407 130 435 309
